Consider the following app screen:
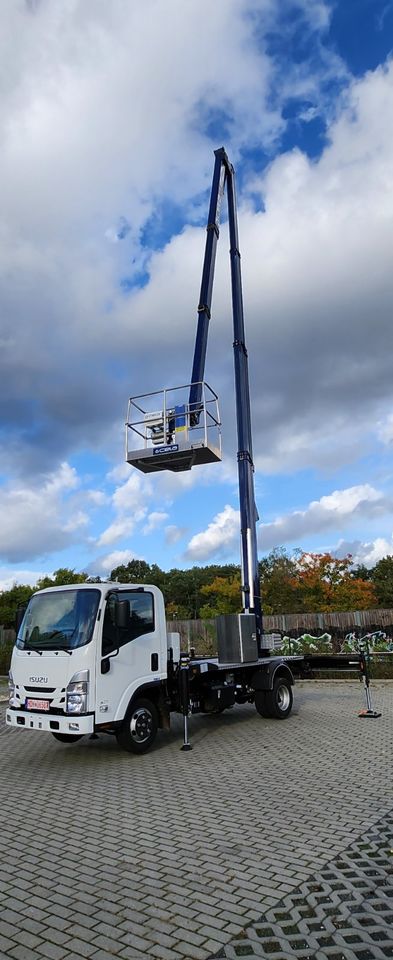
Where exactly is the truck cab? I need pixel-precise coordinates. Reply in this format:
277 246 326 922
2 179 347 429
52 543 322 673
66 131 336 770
6 583 179 750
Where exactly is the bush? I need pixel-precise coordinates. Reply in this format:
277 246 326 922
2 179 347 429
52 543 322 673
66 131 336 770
0 639 13 675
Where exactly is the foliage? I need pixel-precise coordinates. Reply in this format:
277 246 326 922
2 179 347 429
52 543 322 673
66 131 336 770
259 548 299 614
0 584 34 629
199 575 242 618
287 552 377 612
0 551 392 637
370 555 393 607
35 568 90 590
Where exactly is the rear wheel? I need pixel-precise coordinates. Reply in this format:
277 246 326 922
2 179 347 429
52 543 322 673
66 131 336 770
255 676 293 719
116 698 158 754
51 732 84 743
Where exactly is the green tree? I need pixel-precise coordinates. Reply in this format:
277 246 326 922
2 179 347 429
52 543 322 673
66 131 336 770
259 548 299 615
371 555 393 607
35 568 89 590
110 559 154 583
0 583 34 629
199 575 242 618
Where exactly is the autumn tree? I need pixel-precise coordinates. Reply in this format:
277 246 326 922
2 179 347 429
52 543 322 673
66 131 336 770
199 574 242 618
289 553 377 612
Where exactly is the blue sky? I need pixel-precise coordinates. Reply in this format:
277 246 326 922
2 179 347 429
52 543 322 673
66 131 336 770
0 0 393 588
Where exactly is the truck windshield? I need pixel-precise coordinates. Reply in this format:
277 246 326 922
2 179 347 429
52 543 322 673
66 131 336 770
16 589 100 652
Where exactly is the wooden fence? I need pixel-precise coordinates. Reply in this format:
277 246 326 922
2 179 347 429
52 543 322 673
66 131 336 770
168 608 393 654
2 609 393 661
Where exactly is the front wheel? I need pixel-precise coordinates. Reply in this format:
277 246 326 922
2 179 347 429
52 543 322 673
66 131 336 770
116 698 158 754
51 732 84 743
255 676 293 719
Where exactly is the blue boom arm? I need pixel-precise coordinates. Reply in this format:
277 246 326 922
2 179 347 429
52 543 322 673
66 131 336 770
189 148 262 641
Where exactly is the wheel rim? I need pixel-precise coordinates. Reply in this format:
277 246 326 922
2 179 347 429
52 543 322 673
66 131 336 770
130 706 154 744
277 684 291 711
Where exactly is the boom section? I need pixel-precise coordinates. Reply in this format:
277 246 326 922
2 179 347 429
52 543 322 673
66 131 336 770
189 149 227 414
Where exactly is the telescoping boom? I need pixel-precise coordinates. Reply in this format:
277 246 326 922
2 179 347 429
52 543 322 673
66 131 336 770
126 148 262 649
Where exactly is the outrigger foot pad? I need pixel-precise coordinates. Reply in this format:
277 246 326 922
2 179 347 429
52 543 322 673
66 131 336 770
181 743 192 751
358 709 381 718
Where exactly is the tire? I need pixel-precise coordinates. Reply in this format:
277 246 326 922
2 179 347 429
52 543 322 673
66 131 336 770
51 732 84 743
116 698 158 754
255 676 293 719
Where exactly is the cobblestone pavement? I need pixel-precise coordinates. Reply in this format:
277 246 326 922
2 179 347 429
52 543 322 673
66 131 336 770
0 682 392 960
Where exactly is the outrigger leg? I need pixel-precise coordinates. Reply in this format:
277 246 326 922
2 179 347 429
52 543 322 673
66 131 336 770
358 652 381 718
179 660 192 751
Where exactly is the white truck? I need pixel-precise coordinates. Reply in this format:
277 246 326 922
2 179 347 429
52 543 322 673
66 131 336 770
6 581 299 753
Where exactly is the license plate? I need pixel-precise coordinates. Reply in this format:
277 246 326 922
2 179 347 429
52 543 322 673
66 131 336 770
26 699 50 711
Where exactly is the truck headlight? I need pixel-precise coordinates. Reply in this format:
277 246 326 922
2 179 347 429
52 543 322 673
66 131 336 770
66 670 89 715
8 670 16 707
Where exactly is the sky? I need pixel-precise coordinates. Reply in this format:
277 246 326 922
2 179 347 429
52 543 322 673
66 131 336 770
1 0 393 589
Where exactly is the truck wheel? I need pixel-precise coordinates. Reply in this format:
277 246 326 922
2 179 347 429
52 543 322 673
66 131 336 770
116 698 158 754
51 732 84 743
255 677 293 719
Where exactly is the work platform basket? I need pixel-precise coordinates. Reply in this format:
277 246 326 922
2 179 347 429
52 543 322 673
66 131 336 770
125 382 222 473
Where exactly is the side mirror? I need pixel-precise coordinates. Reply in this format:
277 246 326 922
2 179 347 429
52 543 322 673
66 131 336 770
114 599 129 629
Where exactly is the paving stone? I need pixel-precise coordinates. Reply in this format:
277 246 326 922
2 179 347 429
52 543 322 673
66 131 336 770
1 683 392 960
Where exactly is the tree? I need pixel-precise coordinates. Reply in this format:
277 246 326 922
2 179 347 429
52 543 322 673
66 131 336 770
199 575 242 618
110 559 154 584
371 555 393 607
0 583 34 629
289 553 377 612
35 568 89 590
259 548 299 615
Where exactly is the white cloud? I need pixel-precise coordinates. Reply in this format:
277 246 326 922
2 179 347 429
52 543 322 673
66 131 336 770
186 505 240 561
0 462 87 563
143 512 169 535
165 525 187 545
0 568 46 591
87 490 108 506
335 536 393 568
378 413 393 445
259 485 392 552
92 550 137 577
185 485 393 563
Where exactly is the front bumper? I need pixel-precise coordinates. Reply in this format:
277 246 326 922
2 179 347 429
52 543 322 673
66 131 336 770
6 709 94 735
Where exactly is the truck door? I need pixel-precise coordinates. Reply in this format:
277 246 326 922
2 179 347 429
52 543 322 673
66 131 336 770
95 590 163 724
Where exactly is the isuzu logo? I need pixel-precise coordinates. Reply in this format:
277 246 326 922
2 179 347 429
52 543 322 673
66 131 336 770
29 676 48 684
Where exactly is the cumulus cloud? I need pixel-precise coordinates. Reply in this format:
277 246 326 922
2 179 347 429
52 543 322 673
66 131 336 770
142 512 169 535
0 462 86 563
335 536 393 568
259 484 393 552
185 485 393 562
165 525 187 545
90 550 137 577
186 505 240 561
0 567 46 591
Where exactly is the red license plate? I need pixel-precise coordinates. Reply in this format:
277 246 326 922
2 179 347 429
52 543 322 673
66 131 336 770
26 699 50 711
